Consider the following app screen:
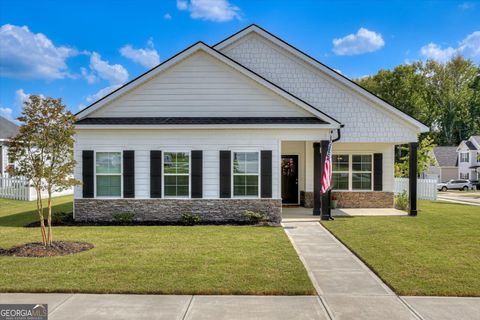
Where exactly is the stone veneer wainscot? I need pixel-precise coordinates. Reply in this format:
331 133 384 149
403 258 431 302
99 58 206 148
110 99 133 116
302 191 393 208
74 198 282 223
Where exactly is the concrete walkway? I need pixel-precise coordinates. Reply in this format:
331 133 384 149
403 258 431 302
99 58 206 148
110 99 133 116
283 221 480 320
0 293 329 320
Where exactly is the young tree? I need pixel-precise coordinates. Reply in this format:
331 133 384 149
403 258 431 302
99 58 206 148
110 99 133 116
42 98 78 245
395 136 437 178
8 95 78 246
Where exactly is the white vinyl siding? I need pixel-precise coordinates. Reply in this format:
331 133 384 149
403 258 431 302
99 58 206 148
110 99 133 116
74 129 330 200
90 51 311 118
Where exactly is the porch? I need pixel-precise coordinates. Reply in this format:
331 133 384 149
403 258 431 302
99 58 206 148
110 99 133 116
281 206 407 222
280 139 419 219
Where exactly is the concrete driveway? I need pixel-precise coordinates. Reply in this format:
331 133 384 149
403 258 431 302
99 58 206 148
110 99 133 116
437 191 480 206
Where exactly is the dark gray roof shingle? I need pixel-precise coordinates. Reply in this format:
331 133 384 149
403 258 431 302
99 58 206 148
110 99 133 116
433 146 458 167
465 140 477 150
75 117 328 125
0 116 19 139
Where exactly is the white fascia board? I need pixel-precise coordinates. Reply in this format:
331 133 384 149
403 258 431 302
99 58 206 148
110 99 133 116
76 42 340 127
214 25 429 133
74 124 338 130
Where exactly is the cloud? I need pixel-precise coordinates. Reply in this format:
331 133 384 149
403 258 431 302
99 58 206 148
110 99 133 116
420 31 480 62
81 67 97 84
0 107 13 120
164 13 172 20
332 28 385 56
120 39 160 69
86 84 122 103
14 89 45 108
177 0 241 22
89 52 129 85
0 24 77 80
459 2 475 10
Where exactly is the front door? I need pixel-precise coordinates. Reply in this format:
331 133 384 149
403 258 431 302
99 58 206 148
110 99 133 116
281 155 299 204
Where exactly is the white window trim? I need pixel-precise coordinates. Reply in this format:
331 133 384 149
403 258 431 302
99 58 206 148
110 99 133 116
460 172 469 179
332 153 374 192
94 151 123 199
231 150 261 199
162 150 191 199
460 152 470 163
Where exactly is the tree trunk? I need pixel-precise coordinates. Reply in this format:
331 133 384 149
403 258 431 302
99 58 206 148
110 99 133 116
36 186 47 245
47 189 53 246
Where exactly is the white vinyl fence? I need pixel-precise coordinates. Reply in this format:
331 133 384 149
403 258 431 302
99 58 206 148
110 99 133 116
0 176 73 201
394 177 437 201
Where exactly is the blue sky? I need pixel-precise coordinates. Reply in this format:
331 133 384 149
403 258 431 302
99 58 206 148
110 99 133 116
1 0 479 121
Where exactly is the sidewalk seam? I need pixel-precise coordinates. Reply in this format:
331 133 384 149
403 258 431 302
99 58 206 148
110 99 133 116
398 296 426 320
48 293 75 316
317 295 335 320
181 295 194 320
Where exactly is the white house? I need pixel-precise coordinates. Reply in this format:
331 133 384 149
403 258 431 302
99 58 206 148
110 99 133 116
73 25 428 222
426 146 458 182
457 136 480 181
0 116 19 176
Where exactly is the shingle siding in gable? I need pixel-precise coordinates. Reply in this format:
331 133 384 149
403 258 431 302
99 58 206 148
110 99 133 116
220 34 418 143
89 51 311 119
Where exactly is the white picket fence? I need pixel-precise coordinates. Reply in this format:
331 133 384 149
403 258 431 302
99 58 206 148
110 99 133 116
394 177 437 201
0 176 73 201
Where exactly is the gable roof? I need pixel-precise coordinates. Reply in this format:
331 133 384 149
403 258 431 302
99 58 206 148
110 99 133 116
214 24 429 133
465 140 478 150
76 42 341 127
471 136 480 148
433 146 458 167
0 116 19 140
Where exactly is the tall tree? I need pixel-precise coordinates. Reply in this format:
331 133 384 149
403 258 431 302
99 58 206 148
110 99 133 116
357 56 480 146
8 96 78 246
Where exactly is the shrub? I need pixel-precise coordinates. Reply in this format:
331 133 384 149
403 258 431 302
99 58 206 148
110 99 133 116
112 212 135 224
51 211 73 225
180 212 201 226
395 190 409 211
243 210 269 224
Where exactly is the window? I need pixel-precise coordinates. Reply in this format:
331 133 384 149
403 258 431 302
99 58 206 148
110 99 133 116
460 152 470 163
352 155 372 190
96 152 122 197
332 154 349 190
460 173 469 179
233 152 259 197
164 152 190 197
331 154 373 191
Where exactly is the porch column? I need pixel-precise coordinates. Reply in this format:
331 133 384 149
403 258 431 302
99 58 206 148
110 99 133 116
409 142 418 216
313 142 321 215
320 140 330 221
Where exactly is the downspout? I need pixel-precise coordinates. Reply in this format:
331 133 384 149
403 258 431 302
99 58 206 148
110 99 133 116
325 124 343 220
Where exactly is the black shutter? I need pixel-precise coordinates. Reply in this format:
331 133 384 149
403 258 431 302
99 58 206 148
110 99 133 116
191 150 203 198
82 150 94 198
219 150 231 198
150 150 162 198
123 151 135 198
261 150 272 198
374 153 383 191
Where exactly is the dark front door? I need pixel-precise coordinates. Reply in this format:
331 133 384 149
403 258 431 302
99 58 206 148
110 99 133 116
281 155 299 204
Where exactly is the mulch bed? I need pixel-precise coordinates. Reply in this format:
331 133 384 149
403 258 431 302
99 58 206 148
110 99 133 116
0 241 94 257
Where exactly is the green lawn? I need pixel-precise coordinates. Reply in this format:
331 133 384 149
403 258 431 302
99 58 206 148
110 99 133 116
322 200 480 297
0 197 314 295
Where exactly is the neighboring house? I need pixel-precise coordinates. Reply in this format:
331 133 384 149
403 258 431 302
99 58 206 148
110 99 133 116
0 116 19 176
426 146 458 182
73 25 428 222
457 136 480 181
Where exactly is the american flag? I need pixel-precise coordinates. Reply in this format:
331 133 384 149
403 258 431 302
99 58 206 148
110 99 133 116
321 139 333 194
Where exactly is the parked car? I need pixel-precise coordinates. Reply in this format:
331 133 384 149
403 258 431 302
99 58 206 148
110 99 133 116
470 180 480 190
437 179 473 191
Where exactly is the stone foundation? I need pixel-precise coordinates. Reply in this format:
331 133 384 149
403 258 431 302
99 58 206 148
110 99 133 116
301 191 393 208
74 198 282 224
